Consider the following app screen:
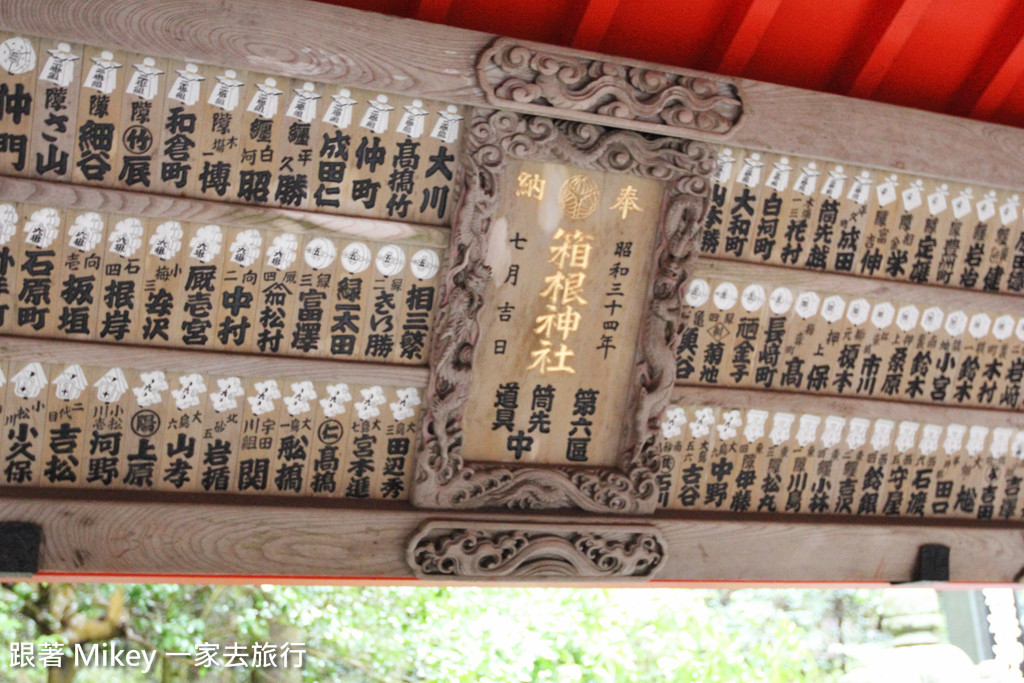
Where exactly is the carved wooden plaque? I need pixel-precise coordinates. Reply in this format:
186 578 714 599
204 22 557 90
413 108 713 513
460 159 662 467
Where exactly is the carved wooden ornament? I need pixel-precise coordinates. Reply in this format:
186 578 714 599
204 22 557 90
412 108 713 514
477 38 744 139
407 521 666 580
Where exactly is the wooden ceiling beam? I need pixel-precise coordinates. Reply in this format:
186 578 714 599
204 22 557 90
700 0 783 75
567 0 622 51
5 492 1024 583
829 0 934 99
950 3 1024 120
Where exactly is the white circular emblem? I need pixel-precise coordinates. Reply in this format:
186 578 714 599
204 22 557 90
821 296 846 323
340 242 371 274
741 284 766 312
410 249 440 279
375 244 406 276
684 279 709 307
944 311 967 337
896 305 920 332
303 237 337 270
712 282 738 311
993 315 1014 341
769 287 793 315
846 298 869 326
871 303 895 329
0 37 36 75
795 292 820 319
921 307 944 333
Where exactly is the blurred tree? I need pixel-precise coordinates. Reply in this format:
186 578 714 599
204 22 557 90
0 584 888 682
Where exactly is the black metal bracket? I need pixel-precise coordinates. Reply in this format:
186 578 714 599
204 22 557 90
894 543 950 585
0 522 41 577
914 543 950 582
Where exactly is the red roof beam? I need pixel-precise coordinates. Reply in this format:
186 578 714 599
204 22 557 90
830 0 934 99
566 0 622 51
701 0 784 75
415 0 454 24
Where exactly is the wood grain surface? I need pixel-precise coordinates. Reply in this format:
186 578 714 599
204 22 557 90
694 258 1023 325
7 0 1024 187
672 386 1024 429
0 176 449 247
2 492 1024 583
4 0 1024 583
0 336 429 385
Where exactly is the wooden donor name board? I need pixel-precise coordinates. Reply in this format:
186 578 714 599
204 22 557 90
10 0 1024 584
703 146 1024 297
657 397 1024 520
0 200 445 364
0 31 463 225
0 358 421 500
675 262 1024 410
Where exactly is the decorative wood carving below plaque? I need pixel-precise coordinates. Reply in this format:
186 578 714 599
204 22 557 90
407 521 666 580
413 108 713 514
477 38 743 139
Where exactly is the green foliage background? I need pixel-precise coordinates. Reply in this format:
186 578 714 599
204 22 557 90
0 584 889 682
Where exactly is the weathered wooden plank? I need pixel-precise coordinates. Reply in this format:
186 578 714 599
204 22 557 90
0 336 429 385
7 0 1024 188
0 176 449 247
727 79 1024 189
672 385 1024 430
1 493 1024 584
0 0 483 100
696 258 1023 315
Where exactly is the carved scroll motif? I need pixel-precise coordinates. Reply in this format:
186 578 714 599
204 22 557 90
412 108 713 513
478 38 744 139
407 521 666 580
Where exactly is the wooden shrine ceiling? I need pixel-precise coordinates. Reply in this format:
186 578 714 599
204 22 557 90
321 0 1024 128
2 0 1024 586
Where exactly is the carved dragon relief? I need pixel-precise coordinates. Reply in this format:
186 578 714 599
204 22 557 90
412 107 713 514
408 521 666 580
477 38 744 139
